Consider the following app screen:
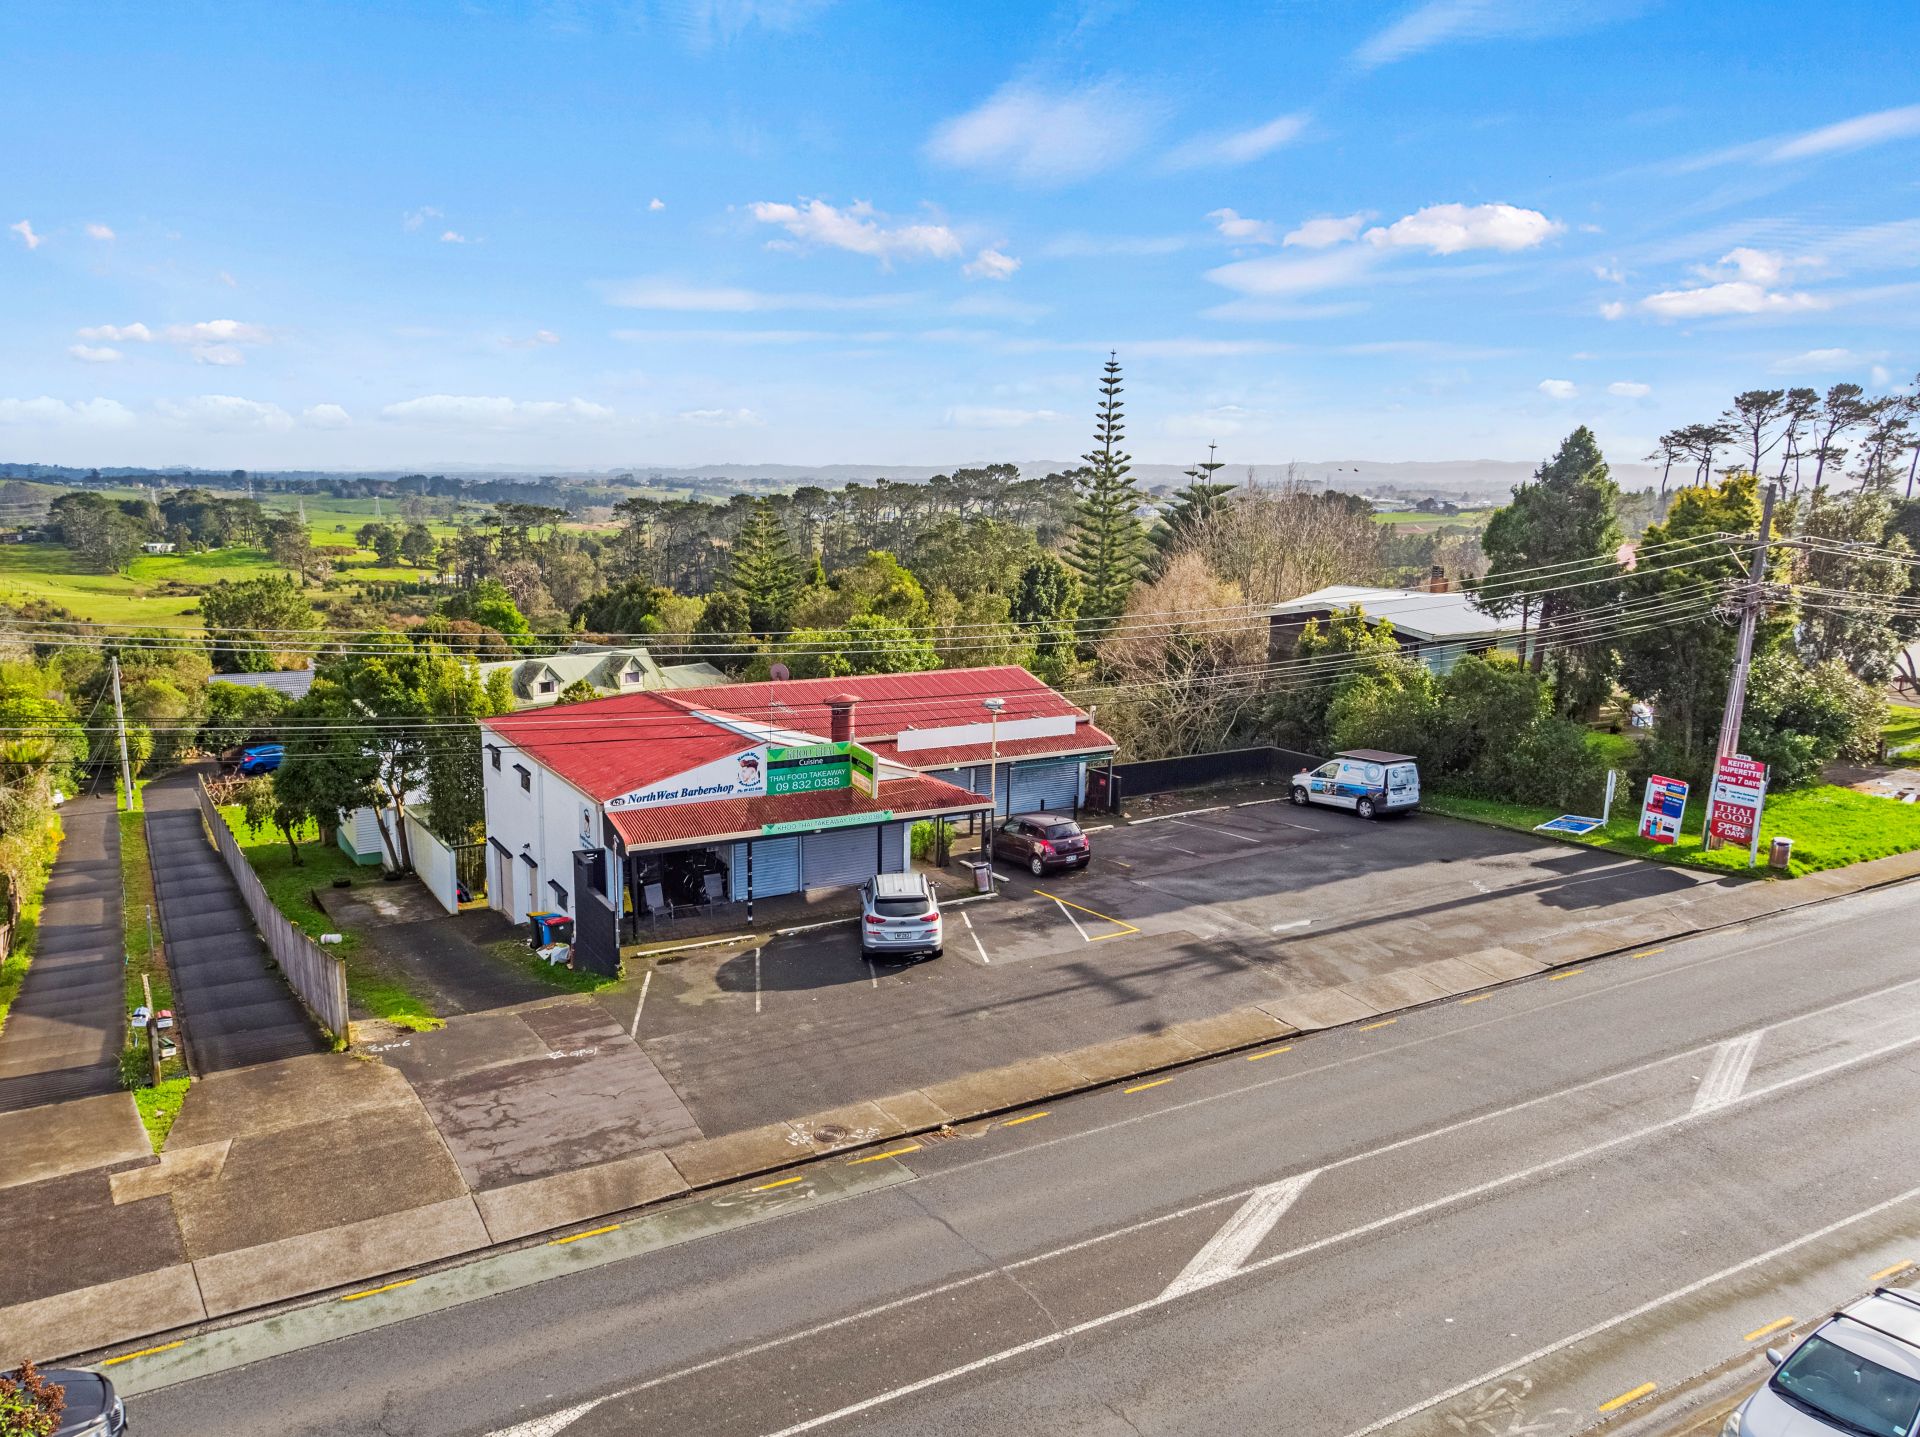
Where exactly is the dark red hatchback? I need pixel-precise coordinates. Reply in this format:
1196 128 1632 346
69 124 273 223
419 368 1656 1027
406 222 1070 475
991 813 1092 876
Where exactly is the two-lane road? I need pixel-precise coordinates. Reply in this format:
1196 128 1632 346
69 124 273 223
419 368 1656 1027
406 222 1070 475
118 880 1920 1437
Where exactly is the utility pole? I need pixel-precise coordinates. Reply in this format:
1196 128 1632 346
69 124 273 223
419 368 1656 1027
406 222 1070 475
1707 482 1778 844
111 655 135 811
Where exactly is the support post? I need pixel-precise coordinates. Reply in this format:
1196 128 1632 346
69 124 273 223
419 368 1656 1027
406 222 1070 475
111 656 135 811
1707 482 1778 847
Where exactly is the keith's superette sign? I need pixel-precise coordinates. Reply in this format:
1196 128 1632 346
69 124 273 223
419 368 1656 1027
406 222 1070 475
1707 755 1769 851
1638 774 1689 845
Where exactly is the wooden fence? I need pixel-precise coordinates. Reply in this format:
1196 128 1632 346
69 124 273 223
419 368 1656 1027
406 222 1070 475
195 779 350 1043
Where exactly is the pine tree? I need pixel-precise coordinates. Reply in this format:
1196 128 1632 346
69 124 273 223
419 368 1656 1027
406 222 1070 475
1151 443 1234 573
1067 352 1149 623
727 498 800 635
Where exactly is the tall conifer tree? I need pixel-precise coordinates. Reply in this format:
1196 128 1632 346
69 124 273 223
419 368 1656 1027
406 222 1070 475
1067 352 1149 622
726 498 800 635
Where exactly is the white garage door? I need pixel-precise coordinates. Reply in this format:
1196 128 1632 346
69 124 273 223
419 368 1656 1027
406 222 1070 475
1010 761 1078 816
729 837 802 899
879 821 909 873
801 825 882 889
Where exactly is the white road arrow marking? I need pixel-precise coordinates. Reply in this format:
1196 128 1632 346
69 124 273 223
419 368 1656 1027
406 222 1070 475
1160 1170 1318 1301
1691 1032 1763 1113
487 1400 601 1436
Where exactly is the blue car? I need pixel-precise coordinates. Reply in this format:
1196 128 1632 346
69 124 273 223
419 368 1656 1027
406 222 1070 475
237 743 285 776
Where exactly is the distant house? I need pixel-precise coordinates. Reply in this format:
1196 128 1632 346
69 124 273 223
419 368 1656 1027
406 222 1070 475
1267 573 1519 675
211 668 316 699
479 644 727 709
142 541 177 555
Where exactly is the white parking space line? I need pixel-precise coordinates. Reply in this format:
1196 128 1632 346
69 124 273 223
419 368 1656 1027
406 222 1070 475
754 947 763 1014
1271 919 1311 932
864 957 878 989
1050 896 1093 943
961 909 990 965
1127 805 1228 826
1171 817 1260 844
629 970 652 1040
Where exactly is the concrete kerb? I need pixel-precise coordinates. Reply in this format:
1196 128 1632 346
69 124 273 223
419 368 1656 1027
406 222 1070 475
55 844 1920 1367
628 889 1005 960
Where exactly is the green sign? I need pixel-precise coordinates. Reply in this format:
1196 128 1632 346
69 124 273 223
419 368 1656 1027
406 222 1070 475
761 809 892 837
849 742 878 797
767 742 851 795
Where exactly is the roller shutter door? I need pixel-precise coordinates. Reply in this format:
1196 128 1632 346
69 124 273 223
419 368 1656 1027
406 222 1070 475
801 825 883 889
1010 761 1078 816
729 837 802 899
879 821 909 873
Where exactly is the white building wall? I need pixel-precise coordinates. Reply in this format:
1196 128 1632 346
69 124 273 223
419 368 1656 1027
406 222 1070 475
480 730 607 924
404 812 461 915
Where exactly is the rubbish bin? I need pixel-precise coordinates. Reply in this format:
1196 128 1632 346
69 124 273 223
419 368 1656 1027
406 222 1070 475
970 860 994 894
1769 836 1793 869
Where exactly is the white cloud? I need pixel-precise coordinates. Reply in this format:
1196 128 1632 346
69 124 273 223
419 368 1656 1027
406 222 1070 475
1538 379 1578 399
1640 280 1825 318
1871 365 1893 386
1208 208 1278 245
1607 380 1651 397
68 345 123 364
501 328 563 349
1284 213 1370 248
218 271 237 288
77 323 153 342
677 407 764 428
1206 246 1379 297
193 344 247 366
944 405 1061 428
1364 202 1562 254
1599 300 1626 320
440 230 467 244
0 396 135 427
1773 347 1873 373
166 319 271 345
1355 0 1645 69
1040 232 1192 258
962 248 1020 281
1593 262 1625 283
1720 246 1791 283
154 395 294 430
747 198 963 263
1166 113 1308 169
1769 103 1920 162
382 395 615 427
302 403 352 428
84 222 115 241
10 220 42 250
603 279 902 312
926 80 1154 184
403 207 442 232
649 197 666 211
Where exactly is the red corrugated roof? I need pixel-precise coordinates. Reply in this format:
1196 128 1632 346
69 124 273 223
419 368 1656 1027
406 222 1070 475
658 665 1083 735
606 774 988 850
482 689 753 801
873 728 1117 770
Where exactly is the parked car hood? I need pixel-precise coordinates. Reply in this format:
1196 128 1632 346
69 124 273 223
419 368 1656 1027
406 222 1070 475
1736 1385 1864 1437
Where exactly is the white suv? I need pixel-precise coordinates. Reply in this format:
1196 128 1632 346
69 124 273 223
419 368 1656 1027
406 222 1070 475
859 873 943 960
1725 1287 1920 1437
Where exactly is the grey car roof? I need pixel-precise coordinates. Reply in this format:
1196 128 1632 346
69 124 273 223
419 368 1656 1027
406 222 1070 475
871 872 929 898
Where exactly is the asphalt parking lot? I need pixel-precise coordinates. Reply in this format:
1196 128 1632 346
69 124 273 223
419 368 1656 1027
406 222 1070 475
621 799 1719 1136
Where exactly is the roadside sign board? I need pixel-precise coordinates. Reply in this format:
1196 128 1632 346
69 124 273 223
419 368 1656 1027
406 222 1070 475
849 742 879 797
761 809 892 837
767 742 852 795
1536 815 1604 836
1638 774 1689 845
1707 755 1768 851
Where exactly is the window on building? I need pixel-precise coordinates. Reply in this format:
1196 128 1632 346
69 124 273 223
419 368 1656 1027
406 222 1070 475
487 745 500 771
514 764 531 792
537 677 556 694
620 667 639 685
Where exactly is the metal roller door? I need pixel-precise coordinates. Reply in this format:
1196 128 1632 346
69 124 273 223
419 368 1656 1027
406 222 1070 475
801 825 883 889
879 821 909 873
1010 761 1078 816
729 837 802 899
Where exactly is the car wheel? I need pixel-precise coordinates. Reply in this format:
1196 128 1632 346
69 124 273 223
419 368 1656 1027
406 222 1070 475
1030 855 1046 876
1291 785 1309 806
1356 797 1377 820
930 947 943 959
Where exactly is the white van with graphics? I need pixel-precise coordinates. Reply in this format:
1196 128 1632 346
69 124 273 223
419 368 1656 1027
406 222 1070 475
1291 749 1421 819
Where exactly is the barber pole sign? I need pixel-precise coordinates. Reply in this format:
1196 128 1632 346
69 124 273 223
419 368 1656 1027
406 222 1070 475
1707 754 1769 865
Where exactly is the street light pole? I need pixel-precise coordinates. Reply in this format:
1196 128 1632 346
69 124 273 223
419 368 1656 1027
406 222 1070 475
983 697 1004 872
1706 480 1779 848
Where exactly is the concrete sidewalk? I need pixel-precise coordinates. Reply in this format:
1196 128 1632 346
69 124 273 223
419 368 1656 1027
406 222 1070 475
8 816 1919 1364
0 796 126 1113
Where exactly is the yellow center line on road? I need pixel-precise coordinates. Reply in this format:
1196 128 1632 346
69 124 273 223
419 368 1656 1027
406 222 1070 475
548 1224 622 1246
1032 888 1142 940
1872 1260 1913 1281
101 1341 183 1367
339 1278 418 1302
1598 1381 1658 1412
1743 1316 1794 1342
1357 1019 1398 1032
1549 969 1585 981
1458 994 1493 1005
1633 948 1666 959
751 1175 805 1191
848 1144 922 1165
1124 1077 1174 1094
1000 1111 1050 1127
1245 1045 1293 1061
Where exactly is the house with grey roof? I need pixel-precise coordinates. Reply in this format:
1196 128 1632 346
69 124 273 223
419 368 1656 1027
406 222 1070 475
479 644 726 709
1266 575 1519 674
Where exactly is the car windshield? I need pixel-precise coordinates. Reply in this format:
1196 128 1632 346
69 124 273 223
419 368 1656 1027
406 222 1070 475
874 895 929 917
1040 822 1081 839
1772 1334 1920 1437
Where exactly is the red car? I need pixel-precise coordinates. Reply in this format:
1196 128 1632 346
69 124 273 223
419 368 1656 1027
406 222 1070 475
991 812 1092 876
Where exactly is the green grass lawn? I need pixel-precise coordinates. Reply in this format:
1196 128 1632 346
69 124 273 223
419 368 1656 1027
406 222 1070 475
483 935 622 993
1885 706 1920 761
216 807 442 1032
1427 782 1920 877
1373 508 1494 527
0 816 60 1040
133 1076 191 1151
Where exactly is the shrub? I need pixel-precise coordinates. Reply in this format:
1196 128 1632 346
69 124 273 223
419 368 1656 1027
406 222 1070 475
910 820 956 861
1742 653 1884 787
0 1360 66 1437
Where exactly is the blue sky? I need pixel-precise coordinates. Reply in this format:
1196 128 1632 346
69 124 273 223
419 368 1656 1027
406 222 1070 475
3 0 1918 473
